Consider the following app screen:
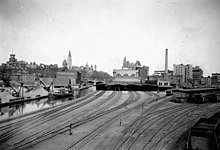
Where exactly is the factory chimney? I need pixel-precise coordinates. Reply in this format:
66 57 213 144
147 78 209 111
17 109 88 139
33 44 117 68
165 49 168 76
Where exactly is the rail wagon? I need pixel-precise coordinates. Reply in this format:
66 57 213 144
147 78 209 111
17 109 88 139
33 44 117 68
165 89 173 96
186 118 220 150
190 93 219 103
190 93 208 103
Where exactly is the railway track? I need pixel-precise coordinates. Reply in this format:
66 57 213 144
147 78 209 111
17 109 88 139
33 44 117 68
0 91 175 150
0 91 108 148
111 99 183 150
112 102 220 150
64 91 164 150
133 105 209 150
111 94 171 149
65 91 141 150
154 105 220 150
1 91 124 150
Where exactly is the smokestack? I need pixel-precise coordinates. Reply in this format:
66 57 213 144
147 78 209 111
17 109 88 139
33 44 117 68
165 49 168 75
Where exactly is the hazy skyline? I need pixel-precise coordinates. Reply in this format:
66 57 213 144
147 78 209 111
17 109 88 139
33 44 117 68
0 0 220 76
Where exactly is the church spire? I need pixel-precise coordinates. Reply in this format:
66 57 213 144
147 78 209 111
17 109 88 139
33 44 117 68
67 51 72 70
68 51 71 57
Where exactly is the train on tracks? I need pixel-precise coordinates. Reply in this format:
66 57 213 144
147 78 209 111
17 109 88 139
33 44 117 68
173 88 220 103
186 112 220 150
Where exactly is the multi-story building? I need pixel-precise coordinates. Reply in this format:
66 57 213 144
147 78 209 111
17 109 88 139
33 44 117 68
8 54 17 65
5 72 36 85
169 75 184 87
122 56 141 70
28 62 37 69
138 66 149 83
192 66 203 86
56 71 80 85
20 73 36 85
113 69 139 78
173 64 192 84
201 76 212 86
212 73 220 84
113 57 149 83
154 70 173 77
0 54 24 83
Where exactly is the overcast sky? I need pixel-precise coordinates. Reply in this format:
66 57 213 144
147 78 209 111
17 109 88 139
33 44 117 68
0 0 220 76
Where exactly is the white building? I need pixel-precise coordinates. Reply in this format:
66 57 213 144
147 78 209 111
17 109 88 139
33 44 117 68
173 64 192 83
113 57 149 83
56 71 79 85
113 68 139 78
157 78 171 87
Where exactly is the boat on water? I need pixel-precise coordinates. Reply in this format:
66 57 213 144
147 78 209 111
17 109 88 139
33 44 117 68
48 88 74 99
48 91 73 99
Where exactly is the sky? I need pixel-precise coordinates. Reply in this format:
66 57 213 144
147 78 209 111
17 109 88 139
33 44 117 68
0 0 220 76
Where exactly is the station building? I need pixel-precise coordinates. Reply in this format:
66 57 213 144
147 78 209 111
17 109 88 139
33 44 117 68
113 57 149 83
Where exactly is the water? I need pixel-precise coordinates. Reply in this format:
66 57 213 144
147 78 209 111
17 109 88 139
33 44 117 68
0 88 92 120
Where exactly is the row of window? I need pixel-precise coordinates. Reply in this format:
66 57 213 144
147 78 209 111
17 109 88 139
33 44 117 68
116 73 136 77
158 82 169 86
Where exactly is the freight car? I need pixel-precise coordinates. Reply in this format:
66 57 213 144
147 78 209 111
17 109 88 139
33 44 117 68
189 92 220 103
186 117 220 150
166 89 173 96
173 88 220 103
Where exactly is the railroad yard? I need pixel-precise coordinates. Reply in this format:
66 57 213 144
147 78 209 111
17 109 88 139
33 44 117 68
1 90 220 150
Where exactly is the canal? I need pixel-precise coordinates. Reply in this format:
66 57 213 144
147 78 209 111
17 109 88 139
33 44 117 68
0 87 93 120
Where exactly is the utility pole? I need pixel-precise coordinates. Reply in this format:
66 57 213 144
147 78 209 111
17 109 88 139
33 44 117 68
69 123 72 135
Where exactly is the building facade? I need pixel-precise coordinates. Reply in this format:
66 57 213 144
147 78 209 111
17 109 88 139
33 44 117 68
157 78 171 87
192 66 203 86
201 76 212 86
154 70 173 77
56 71 80 85
113 69 138 78
212 73 220 84
113 57 149 83
138 66 149 83
173 64 192 83
20 73 36 85
122 57 141 69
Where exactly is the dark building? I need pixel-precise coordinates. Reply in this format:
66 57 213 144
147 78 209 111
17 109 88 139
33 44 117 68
8 54 17 65
192 66 203 86
212 73 220 86
138 66 149 83
62 60 68 70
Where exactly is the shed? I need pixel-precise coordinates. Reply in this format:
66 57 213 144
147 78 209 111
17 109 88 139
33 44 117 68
53 78 70 88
